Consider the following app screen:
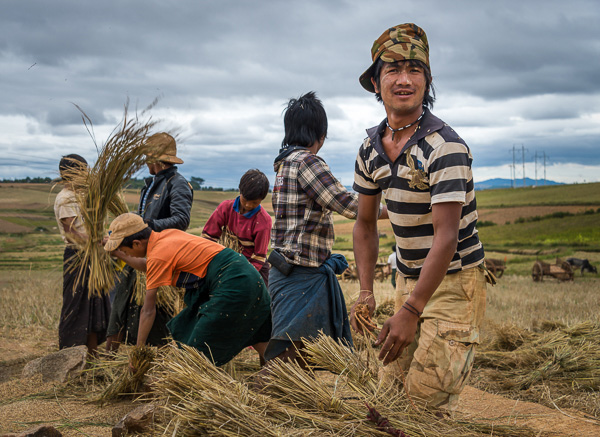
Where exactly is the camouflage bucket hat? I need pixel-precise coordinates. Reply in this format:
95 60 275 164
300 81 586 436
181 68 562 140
359 23 430 93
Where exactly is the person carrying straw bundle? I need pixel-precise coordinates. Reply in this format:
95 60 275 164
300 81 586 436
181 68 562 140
202 169 272 286
104 213 272 366
351 23 492 412
105 133 193 352
54 154 111 357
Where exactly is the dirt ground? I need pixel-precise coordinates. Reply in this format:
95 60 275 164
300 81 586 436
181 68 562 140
457 386 599 436
1 329 598 436
0 219 32 234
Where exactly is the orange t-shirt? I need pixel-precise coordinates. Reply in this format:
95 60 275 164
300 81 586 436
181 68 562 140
146 229 224 289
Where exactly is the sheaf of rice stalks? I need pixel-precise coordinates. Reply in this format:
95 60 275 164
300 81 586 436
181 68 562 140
218 226 243 253
90 345 157 404
61 100 169 297
133 270 185 317
150 336 533 436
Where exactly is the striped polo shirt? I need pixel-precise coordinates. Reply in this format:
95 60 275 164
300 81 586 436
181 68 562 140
353 108 484 277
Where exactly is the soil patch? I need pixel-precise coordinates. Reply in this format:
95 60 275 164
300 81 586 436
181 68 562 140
0 383 134 437
458 385 599 436
0 219 31 233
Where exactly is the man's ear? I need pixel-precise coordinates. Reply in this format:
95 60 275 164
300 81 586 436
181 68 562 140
371 77 379 94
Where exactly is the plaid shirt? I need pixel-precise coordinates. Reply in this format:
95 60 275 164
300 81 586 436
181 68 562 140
271 149 358 267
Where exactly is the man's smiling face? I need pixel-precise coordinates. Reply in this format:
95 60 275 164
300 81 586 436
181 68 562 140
373 60 426 119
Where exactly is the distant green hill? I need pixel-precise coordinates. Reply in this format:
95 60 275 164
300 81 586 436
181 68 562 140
1 182 599 272
475 182 600 207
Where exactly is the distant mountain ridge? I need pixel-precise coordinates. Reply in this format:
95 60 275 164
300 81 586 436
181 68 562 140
346 178 563 192
474 178 563 190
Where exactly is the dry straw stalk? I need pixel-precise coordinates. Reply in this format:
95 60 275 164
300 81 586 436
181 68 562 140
148 336 534 436
134 270 185 318
63 100 168 296
94 345 157 404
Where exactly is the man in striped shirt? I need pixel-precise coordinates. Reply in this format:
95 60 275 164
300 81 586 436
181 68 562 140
351 23 488 412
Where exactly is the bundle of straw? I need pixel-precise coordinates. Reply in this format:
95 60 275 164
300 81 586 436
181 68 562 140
476 322 600 390
133 270 186 318
96 345 157 404
152 343 322 436
218 226 243 253
474 321 600 418
150 336 534 436
63 101 169 296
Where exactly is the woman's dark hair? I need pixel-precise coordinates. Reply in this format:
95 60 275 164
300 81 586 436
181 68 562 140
239 169 270 201
282 91 328 148
120 227 152 248
59 154 88 181
372 59 436 109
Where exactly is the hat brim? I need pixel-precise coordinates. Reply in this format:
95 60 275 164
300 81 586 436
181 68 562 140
149 154 184 164
359 61 377 93
104 236 124 252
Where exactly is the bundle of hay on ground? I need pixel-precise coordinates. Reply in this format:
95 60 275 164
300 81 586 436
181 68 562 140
62 102 169 296
149 335 534 436
474 321 600 417
82 345 157 405
374 298 396 324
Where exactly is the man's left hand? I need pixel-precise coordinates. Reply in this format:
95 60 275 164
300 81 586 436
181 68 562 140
375 309 419 365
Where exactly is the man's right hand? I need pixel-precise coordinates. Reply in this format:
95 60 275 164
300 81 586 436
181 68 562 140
375 307 419 365
349 291 376 334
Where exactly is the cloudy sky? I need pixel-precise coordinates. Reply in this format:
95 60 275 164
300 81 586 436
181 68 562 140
2 0 599 188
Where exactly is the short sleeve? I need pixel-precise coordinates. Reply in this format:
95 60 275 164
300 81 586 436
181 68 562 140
428 141 471 205
353 138 381 195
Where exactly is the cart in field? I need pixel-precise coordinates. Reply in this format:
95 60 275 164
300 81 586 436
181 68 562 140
484 258 506 278
340 259 389 281
532 258 574 282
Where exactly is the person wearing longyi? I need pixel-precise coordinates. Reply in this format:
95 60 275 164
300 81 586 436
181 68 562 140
105 132 193 352
263 92 387 369
54 154 111 357
104 213 271 366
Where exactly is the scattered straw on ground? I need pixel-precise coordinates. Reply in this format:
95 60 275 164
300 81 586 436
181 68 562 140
473 321 600 419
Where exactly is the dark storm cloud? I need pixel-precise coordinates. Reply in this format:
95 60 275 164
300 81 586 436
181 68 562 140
1 0 599 185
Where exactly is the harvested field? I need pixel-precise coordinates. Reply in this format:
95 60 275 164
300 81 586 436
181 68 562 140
1 184 599 435
478 205 600 225
0 218 31 233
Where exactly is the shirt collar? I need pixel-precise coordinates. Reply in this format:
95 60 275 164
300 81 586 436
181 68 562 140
365 107 444 163
233 196 261 218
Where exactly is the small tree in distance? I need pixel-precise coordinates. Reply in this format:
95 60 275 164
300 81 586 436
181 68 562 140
190 176 205 190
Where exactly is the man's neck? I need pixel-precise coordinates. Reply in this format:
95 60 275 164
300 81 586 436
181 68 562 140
380 109 424 162
155 165 174 177
386 107 423 130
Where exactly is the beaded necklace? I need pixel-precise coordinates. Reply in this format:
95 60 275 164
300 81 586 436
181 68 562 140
385 110 425 140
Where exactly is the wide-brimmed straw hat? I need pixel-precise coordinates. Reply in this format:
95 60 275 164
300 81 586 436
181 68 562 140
104 213 148 252
145 132 184 164
359 23 430 93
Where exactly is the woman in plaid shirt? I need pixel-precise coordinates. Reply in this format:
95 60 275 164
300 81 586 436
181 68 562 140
264 92 386 367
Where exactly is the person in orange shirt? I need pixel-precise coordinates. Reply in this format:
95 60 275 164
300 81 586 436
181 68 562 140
104 213 271 366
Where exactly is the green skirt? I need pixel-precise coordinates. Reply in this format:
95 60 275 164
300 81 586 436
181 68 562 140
167 248 272 366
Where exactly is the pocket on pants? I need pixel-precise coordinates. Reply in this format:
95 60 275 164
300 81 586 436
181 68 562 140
415 320 478 395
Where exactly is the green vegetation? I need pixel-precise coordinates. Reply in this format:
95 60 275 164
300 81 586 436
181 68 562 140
476 181 600 207
1 182 600 276
479 212 600 251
